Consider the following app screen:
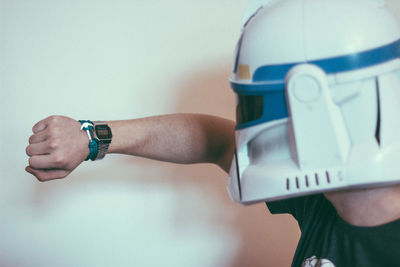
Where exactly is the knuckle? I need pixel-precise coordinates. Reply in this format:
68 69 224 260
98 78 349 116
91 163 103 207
53 153 66 166
49 115 59 123
48 139 59 150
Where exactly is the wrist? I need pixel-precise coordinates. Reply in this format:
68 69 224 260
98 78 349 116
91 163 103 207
79 120 112 161
105 120 141 155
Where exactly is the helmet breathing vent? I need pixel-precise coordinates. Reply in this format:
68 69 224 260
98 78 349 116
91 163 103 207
285 171 335 191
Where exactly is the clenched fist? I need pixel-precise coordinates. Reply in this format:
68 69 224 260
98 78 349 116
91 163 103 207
26 116 90 181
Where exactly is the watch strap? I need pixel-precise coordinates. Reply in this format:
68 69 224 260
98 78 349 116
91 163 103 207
79 120 98 161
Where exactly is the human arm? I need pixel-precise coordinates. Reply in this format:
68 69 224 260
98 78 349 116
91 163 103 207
25 114 236 181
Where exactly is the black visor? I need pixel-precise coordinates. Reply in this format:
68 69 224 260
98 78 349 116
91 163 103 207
236 95 264 126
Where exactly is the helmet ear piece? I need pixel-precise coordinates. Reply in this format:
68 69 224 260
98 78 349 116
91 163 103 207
285 64 326 104
285 64 351 169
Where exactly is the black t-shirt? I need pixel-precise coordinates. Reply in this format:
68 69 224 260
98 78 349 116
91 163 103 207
267 194 400 267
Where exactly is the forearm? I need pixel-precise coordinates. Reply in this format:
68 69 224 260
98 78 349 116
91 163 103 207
108 114 235 172
26 114 235 181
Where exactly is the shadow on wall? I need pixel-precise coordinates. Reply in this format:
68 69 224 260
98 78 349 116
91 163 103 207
172 63 301 267
29 63 300 267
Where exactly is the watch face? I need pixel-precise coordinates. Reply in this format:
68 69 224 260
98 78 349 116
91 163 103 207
95 125 112 139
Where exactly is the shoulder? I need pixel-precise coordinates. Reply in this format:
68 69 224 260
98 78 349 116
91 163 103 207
266 194 335 227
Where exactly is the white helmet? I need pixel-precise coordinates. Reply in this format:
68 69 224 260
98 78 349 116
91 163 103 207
228 0 400 204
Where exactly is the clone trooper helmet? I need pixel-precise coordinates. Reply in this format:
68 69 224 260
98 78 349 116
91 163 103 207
227 0 400 204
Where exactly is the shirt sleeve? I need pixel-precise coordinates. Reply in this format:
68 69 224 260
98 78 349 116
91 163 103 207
266 194 327 228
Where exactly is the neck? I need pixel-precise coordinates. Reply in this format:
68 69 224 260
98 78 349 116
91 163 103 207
324 185 400 227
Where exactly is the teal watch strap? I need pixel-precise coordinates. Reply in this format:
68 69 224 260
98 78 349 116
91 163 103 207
79 120 98 161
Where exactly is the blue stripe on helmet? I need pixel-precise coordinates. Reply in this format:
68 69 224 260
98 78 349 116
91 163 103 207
253 38 400 82
233 39 400 129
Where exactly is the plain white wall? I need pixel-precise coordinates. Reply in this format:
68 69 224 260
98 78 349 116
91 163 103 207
2 0 400 266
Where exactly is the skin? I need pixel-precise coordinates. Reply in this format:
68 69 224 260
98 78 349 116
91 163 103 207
324 186 400 227
25 114 235 180
26 115 400 227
